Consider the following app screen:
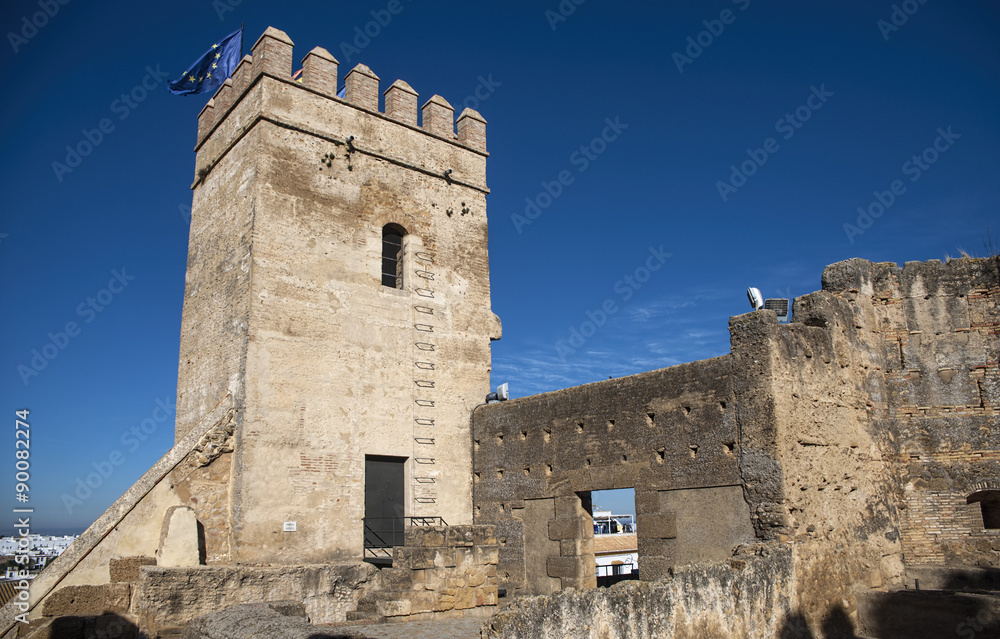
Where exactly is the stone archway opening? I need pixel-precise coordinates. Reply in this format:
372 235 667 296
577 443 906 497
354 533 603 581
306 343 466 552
967 490 1000 530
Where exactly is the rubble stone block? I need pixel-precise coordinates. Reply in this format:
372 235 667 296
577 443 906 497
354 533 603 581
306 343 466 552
103 583 131 614
405 526 446 548
433 594 455 612
473 525 497 545
376 598 412 617
468 566 487 588
455 547 476 567
393 547 433 570
438 548 459 568
476 585 499 606
639 556 673 581
637 512 677 539
42 585 108 617
407 591 437 614
422 568 447 591
446 525 475 547
547 518 581 541
546 556 583 579
454 587 476 610
475 545 500 565
109 556 157 583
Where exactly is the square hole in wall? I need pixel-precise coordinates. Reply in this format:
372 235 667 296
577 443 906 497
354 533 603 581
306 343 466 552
590 488 638 587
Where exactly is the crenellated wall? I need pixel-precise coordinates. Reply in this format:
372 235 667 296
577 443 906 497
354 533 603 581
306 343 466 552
193 27 487 155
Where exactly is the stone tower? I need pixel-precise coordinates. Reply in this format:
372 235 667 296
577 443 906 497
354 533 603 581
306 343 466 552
175 27 501 564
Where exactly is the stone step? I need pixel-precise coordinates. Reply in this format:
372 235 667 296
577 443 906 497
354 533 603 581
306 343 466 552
356 588 414 614
345 610 387 623
377 567 414 589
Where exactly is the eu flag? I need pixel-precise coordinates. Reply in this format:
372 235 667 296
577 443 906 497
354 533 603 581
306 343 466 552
168 27 242 96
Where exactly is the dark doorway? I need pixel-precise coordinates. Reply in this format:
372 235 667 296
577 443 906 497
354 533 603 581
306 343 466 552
364 455 406 565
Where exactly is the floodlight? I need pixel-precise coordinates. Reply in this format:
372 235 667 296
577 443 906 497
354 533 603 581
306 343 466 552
747 287 764 311
486 383 509 403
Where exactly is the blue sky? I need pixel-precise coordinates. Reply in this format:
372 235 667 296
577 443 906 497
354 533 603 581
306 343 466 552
1 0 997 533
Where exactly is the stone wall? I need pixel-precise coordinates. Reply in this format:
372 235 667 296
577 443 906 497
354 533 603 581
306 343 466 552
806 258 1000 576
859 258 1000 571
731 277 907 630
132 563 379 633
474 357 755 595
475 257 998 637
482 546 794 639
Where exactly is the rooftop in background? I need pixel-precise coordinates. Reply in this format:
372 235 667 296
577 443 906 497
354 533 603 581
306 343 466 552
594 534 637 556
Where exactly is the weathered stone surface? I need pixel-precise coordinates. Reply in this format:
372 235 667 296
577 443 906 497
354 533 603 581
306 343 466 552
484 548 794 639
133 563 378 630
40 584 130 618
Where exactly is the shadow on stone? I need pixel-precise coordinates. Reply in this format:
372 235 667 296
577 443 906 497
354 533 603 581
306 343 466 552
48 613 140 638
859 585 1000 639
778 611 815 639
821 604 860 639
181 602 372 639
196 519 208 565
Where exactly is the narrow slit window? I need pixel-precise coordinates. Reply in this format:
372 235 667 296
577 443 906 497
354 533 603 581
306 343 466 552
381 224 406 289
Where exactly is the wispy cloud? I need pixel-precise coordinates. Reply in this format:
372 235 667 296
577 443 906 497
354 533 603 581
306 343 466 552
494 288 734 398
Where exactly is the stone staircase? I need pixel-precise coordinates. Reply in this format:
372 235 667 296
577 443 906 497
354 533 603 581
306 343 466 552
350 525 499 621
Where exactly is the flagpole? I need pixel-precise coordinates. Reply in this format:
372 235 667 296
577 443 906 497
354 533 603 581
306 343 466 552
240 22 244 57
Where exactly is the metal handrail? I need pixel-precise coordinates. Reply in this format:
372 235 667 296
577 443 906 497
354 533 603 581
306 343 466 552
362 516 448 559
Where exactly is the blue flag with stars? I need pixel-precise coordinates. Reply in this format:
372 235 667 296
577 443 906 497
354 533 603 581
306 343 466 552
168 27 242 96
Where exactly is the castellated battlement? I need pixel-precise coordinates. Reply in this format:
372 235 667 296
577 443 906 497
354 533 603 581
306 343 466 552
194 26 487 179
